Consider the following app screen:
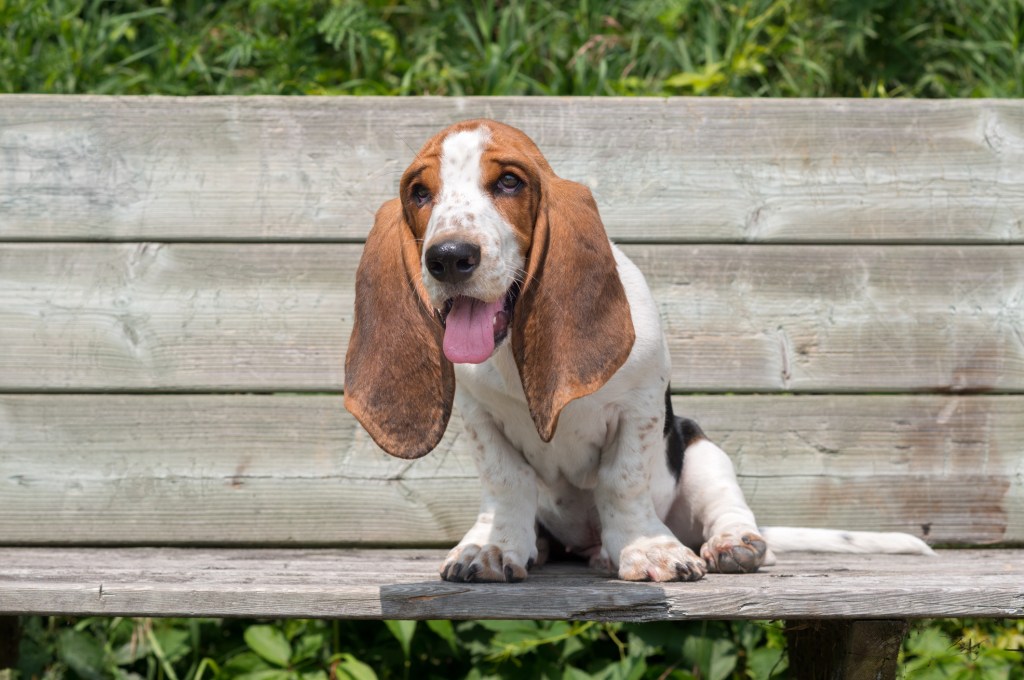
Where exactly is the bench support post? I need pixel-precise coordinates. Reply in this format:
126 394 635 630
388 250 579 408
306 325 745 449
0 616 19 668
785 619 908 680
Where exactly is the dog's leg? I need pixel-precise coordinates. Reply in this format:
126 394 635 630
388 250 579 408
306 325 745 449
440 414 539 583
674 436 772 573
593 411 707 582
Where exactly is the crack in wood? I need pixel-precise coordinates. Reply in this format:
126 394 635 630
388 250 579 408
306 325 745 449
405 589 471 602
568 600 670 622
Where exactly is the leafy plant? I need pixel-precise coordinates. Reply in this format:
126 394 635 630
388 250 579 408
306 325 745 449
901 619 1024 679
3 0 1022 96
11 617 1021 679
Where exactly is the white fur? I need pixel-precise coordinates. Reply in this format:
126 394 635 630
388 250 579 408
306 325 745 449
450 246 710 580
428 124 933 582
761 527 936 555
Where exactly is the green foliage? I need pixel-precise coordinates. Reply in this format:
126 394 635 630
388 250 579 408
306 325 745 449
2 0 1022 96
901 619 1024 680
9 617 786 680
9 616 1024 679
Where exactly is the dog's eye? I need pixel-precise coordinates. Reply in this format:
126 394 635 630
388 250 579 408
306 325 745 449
496 173 523 195
411 184 431 207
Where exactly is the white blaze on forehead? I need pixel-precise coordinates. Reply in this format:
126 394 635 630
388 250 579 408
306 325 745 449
438 126 490 206
423 125 492 263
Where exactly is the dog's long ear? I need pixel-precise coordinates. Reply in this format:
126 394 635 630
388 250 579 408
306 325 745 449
512 178 635 442
344 199 454 459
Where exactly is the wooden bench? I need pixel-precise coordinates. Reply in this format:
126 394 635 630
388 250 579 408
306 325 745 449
1 96 1022 678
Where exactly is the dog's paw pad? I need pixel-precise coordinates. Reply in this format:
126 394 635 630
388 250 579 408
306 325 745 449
701 532 767 574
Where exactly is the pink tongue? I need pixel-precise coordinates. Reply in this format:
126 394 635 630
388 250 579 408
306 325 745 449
443 296 505 364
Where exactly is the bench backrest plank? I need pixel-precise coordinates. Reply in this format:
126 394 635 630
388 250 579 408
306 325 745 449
1 394 1020 546
1 96 1021 549
3 97 1022 243
2 244 1021 392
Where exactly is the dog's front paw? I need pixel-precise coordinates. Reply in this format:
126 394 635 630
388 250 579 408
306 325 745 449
617 537 706 582
701 532 767 573
440 543 533 583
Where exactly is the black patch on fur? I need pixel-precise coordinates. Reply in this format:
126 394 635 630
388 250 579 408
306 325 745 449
664 385 706 481
663 385 688 481
664 386 683 480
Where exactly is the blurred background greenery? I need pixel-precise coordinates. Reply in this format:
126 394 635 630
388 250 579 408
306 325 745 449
2 0 1022 96
3 0 1024 678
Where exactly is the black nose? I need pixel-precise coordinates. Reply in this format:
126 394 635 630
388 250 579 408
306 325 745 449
424 240 481 284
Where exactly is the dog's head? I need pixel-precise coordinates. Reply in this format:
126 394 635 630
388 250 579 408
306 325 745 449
345 120 635 458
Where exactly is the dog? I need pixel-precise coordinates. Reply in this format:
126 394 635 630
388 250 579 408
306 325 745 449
344 120 934 583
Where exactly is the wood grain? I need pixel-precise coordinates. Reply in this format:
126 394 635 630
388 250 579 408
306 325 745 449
2 243 1022 392
2 97 1022 243
1 394 1019 546
4 96 1022 624
1 547 1021 620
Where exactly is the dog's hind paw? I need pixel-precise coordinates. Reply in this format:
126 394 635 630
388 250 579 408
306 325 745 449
701 531 767 573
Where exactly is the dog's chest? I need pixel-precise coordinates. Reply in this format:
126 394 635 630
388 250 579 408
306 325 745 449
454 350 618 491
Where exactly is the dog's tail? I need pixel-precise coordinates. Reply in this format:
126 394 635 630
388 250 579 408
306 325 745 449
760 527 936 556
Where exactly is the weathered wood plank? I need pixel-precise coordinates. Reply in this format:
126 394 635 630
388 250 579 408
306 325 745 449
0 243 346 391
2 244 1022 392
0 548 1021 620
2 97 1022 243
1 395 1019 546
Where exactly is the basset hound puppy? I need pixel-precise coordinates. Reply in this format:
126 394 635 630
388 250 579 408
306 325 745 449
345 120 934 583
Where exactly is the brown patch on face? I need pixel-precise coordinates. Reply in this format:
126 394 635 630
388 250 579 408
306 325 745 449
485 159 539 258
399 152 441 243
477 121 552 258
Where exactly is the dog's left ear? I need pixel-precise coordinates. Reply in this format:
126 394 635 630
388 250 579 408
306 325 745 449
512 178 635 442
344 199 455 459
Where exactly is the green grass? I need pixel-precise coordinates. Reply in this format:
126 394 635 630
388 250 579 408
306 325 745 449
2 0 1022 96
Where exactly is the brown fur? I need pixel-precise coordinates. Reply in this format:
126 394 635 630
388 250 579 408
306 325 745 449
343 200 454 458
512 176 635 441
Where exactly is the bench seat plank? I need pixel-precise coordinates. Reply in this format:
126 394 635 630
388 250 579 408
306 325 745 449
0 548 1021 620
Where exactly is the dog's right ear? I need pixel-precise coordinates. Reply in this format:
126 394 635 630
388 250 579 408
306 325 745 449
344 199 455 459
512 178 635 443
